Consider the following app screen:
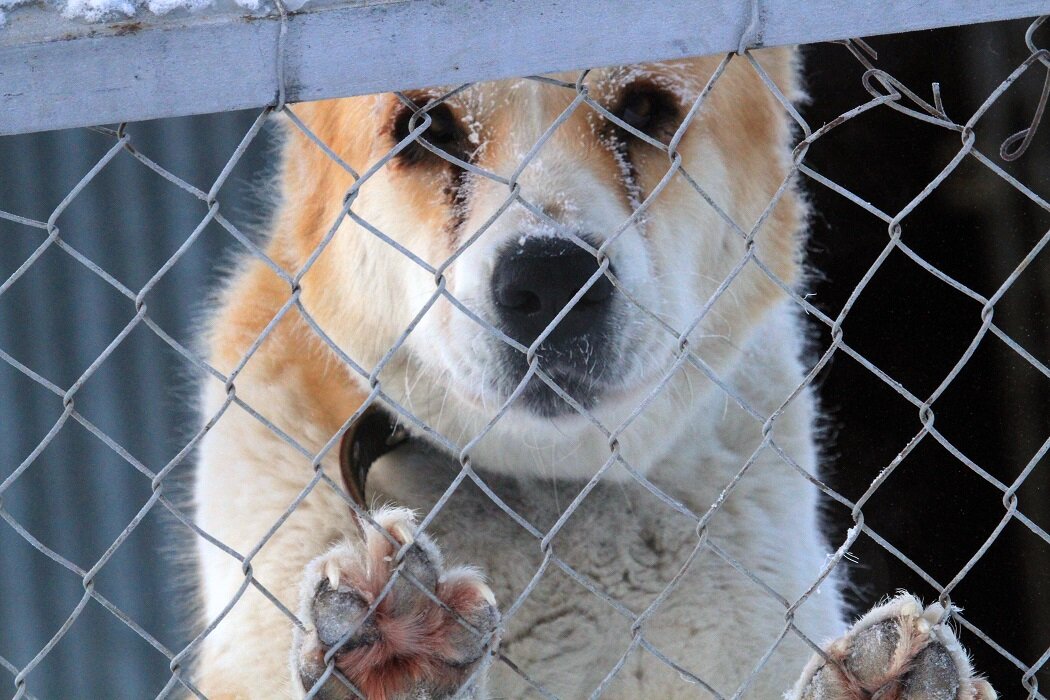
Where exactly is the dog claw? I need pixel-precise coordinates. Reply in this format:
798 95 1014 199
324 557 342 591
473 580 497 607
389 519 415 546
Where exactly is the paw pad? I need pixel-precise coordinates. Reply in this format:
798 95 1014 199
791 593 996 700
293 508 500 700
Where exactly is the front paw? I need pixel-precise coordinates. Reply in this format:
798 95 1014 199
791 593 996 700
293 507 500 699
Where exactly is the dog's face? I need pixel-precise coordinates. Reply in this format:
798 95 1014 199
290 50 803 471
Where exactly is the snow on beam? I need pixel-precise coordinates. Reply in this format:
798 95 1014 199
0 0 1046 136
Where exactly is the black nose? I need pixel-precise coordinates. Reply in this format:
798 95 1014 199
491 237 614 346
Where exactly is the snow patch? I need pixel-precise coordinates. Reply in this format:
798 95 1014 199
0 0 35 27
1 0 273 27
62 0 135 21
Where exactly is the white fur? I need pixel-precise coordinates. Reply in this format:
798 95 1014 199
191 59 853 699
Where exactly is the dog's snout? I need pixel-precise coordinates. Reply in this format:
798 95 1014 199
491 237 613 344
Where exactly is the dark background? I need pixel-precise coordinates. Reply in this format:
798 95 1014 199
1 18 1047 699
803 21 1049 699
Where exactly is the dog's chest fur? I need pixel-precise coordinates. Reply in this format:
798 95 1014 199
368 440 843 699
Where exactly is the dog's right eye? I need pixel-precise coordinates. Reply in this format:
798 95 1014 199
392 104 466 166
611 84 679 142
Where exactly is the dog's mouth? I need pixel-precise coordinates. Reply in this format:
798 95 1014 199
516 365 605 417
494 337 619 418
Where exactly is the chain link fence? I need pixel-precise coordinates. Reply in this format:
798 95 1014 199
1 6 1049 699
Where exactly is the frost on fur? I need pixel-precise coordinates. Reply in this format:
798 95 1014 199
788 593 996 700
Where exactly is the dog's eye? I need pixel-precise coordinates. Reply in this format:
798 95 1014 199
613 85 677 140
392 104 466 165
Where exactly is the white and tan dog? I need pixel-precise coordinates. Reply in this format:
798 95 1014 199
191 49 995 699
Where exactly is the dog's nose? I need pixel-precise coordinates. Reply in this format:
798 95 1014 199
491 237 614 345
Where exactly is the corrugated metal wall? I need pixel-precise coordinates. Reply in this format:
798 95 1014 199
0 111 272 698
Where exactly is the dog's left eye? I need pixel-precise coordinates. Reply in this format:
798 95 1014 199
613 85 678 140
393 103 467 165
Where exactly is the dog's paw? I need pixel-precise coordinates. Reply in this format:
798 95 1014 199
790 593 996 700
293 507 500 700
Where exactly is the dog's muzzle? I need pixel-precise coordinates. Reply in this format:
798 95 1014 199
489 236 618 416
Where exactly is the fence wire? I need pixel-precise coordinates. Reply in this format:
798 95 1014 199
1 13 1049 700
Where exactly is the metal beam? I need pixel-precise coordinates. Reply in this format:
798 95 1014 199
1 0 1046 136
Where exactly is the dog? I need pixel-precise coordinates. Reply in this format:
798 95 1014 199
190 48 996 699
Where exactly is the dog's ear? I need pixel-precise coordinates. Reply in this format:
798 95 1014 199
276 96 378 175
270 96 374 260
753 46 808 106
